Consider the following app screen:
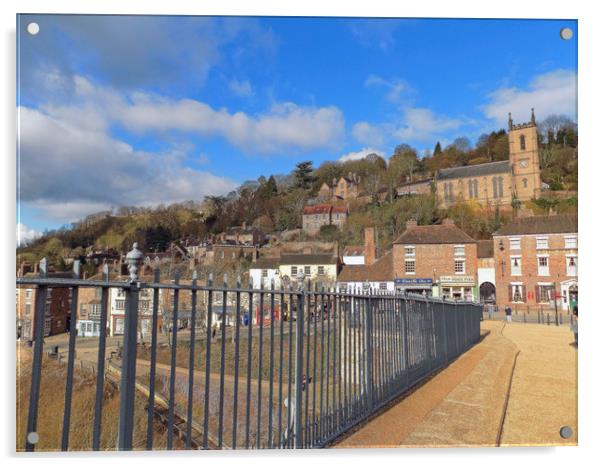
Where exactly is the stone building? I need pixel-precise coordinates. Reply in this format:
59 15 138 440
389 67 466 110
396 178 433 197
302 203 348 235
493 214 577 312
436 109 542 209
392 219 478 300
334 173 361 200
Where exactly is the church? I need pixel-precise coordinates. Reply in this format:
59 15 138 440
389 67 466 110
436 109 542 209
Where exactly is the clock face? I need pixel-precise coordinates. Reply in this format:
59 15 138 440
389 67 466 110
519 159 528 168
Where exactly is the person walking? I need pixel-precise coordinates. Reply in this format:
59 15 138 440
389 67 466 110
505 305 512 323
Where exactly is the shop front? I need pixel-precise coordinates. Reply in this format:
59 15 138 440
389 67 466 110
395 278 434 296
438 275 477 301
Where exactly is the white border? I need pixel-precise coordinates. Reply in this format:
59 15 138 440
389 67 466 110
2 1 601 466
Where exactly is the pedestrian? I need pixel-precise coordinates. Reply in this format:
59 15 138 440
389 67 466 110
488 304 494 320
571 305 578 346
212 322 217 340
505 305 512 323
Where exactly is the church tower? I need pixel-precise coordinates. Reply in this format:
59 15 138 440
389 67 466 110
508 108 541 202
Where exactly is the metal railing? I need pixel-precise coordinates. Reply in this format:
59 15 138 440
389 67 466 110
17 244 482 451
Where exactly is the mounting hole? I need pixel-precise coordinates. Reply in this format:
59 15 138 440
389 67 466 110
26 22 40 35
560 28 573 40
26 431 39 444
559 425 573 439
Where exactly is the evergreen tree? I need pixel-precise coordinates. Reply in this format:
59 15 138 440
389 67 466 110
434 141 442 156
293 161 316 190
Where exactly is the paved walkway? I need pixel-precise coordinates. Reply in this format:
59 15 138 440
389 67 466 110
336 320 577 448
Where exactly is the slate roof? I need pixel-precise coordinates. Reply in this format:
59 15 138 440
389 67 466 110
280 253 338 265
337 251 394 282
494 214 577 236
437 160 510 181
393 224 476 244
477 240 494 258
249 257 281 270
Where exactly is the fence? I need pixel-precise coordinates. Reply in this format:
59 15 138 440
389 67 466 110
482 304 573 326
17 244 482 451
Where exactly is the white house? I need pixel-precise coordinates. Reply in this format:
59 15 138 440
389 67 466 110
342 245 365 265
278 253 339 286
248 257 281 289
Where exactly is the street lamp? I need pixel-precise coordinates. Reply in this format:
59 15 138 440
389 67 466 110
498 239 506 277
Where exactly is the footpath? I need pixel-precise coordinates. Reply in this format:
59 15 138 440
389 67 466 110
335 320 577 448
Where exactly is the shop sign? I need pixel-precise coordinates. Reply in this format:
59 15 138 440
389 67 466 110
439 275 475 285
394 278 433 286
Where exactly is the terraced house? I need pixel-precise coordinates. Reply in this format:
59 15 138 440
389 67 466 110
493 214 578 312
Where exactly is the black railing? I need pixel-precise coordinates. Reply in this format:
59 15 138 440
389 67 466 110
16 254 482 451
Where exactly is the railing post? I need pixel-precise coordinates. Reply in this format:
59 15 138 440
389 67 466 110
365 292 374 410
25 258 48 451
118 243 143 451
293 283 305 448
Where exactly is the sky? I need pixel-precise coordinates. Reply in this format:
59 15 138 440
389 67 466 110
16 15 577 241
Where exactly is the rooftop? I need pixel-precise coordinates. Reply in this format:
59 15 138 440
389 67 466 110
343 245 365 257
437 160 509 181
394 223 476 245
337 251 394 282
250 257 281 269
494 214 578 236
280 253 338 265
303 204 332 215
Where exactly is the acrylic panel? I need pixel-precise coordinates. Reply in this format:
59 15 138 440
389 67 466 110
16 15 578 452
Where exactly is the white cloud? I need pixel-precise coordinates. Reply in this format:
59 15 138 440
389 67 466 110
45 75 345 154
482 69 577 126
365 75 413 103
228 78 254 97
18 106 237 223
394 107 464 142
17 222 41 246
352 121 386 147
339 147 385 163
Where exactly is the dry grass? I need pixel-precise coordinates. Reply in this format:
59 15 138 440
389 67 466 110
16 346 182 452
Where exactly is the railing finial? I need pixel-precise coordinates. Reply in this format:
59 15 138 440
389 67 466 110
125 242 143 282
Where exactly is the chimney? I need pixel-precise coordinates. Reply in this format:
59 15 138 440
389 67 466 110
364 227 376 266
442 218 455 226
406 219 418 229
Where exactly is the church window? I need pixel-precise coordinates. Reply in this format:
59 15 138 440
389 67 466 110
497 177 504 198
520 134 526 150
522 178 528 188
473 179 478 198
492 177 498 198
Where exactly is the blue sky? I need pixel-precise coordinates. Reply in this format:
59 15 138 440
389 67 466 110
16 15 577 240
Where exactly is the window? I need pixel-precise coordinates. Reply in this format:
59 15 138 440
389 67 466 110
510 256 522 276
468 179 479 199
520 134 526 150
509 237 521 250
25 303 31 315
338 284 347 293
304 266 311 275
379 282 387 290
522 178 528 188
537 256 549 276
25 289 32 299
492 177 498 198
536 237 549 249
454 260 465 274
317 266 325 275
115 300 126 311
291 266 298 276
536 285 554 303
90 304 101 318
565 235 577 249
404 246 415 257
444 182 454 202
510 284 525 303
140 300 150 310
497 177 504 198
405 260 415 274
115 318 124 335
566 255 577 276
262 269 268 278
454 245 465 256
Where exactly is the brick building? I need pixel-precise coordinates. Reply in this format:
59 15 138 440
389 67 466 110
392 219 478 300
16 267 72 340
493 214 577 312
436 109 542 209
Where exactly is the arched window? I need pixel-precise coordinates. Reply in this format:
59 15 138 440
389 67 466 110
468 180 473 198
497 177 504 197
473 179 479 198
492 177 498 198
522 178 528 188
520 134 526 151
